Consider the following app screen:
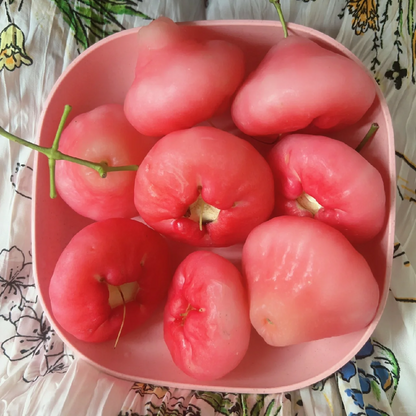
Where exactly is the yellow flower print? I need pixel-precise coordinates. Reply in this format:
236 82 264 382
347 0 379 35
0 23 33 72
131 382 168 399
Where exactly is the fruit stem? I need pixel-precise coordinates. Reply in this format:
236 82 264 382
355 123 379 153
269 0 288 38
48 105 72 198
179 304 204 326
114 286 126 349
0 105 139 199
180 304 197 326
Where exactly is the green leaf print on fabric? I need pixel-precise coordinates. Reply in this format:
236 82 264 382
131 382 169 399
371 379 381 401
264 400 282 416
194 391 242 415
250 395 285 416
193 392 282 416
250 395 264 416
371 341 400 403
51 0 152 51
193 393 284 416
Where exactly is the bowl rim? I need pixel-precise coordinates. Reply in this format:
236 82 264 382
32 19 396 394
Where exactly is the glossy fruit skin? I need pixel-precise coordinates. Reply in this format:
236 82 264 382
134 126 275 247
231 36 376 137
49 218 172 343
267 134 386 243
242 216 380 347
55 104 157 221
164 251 251 380
124 17 245 137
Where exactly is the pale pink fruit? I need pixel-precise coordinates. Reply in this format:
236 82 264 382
232 36 376 137
242 216 379 347
124 17 245 137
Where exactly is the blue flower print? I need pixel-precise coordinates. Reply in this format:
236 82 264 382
356 339 374 359
345 388 364 409
339 361 357 382
371 361 393 392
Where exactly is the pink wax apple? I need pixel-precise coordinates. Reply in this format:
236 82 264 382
267 133 386 243
231 36 376 138
49 218 172 343
55 104 157 221
164 251 251 380
134 125 275 247
242 216 380 347
124 17 245 137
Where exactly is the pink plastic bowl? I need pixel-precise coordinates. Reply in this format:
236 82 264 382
33 20 395 393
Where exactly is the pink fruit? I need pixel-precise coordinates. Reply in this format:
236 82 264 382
267 133 385 243
231 36 376 137
124 17 245 137
164 251 251 380
49 218 172 343
55 104 157 221
134 125 275 247
242 216 379 347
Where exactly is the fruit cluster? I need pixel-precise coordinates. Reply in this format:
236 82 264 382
4 14 386 382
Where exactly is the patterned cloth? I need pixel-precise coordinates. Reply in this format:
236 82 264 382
0 0 414 415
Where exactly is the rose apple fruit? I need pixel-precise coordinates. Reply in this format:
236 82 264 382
134 126 275 247
164 251 251 380
242 216 380 347
231 36 376 138
267 134 386 243
124 17 245 137
49 218 172 343
55 103 158 221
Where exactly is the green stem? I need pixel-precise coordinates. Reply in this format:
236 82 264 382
269 0 288 38
48 105 72 198
0 105 139 199
355 123 379 153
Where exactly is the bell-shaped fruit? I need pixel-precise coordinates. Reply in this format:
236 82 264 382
134 126 275 247
55 104 157 221
164 251 251 380
49 218 172 343
242 216 380 347
267 133 385 243
124 17 245 137
231 36 376 137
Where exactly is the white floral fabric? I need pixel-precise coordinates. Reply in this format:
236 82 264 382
0 0 415 415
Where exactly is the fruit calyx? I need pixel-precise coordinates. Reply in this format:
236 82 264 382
179 303 205 326
296 192 322 216
106 281 139 309
95 278 139 349
184 188 221 231
294 123 379 216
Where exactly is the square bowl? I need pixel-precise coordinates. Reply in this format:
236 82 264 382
33 20 395 393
